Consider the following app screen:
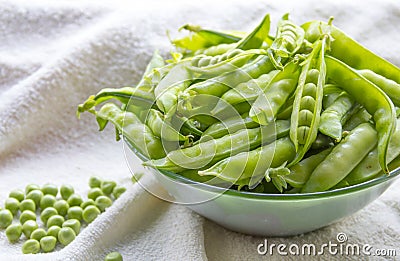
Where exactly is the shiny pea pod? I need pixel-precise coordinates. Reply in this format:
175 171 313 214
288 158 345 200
343 107 372 131
145 109 188 141
194 43 237 56
235 13 272 50
302 123 378 192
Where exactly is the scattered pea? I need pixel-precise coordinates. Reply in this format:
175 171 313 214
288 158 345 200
67 194 83 207
95 196 112 212
58 227 76 246
54 200 69 216
22 239 40 254
105 251 123 261
47 215 65 228
82 205 101 223
30 228 47 241
5 197 20 215
101 181 117 195
20 199 36 212
81 199 95 209
0 209 13 228
25 184 40 195
40 194 56 210
89 176 102 188
62 219 81 235
26 190 44 208
67 206 83 220
88 188 104 201
5 223 22 243
40 236 57 253
47 225 61 238
9 189 25 202
41 183 58 197
60 184 75 200
19 210 36 225
22 220 38 238
40 207 58 224
112 186 126 199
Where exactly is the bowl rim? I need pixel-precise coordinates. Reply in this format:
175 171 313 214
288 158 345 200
124 138 400 200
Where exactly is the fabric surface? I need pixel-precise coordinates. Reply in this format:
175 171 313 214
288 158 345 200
0 0 399 260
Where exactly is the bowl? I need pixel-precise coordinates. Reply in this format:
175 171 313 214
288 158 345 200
124 140 400 237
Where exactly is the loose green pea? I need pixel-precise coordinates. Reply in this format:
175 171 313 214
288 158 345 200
5 197 20 215
58 227 76 246
9 189 25 202
60 184 75 200
22 239 40 254
67 206 83 220
89 176 102 188
81 199 95 209
41 183 58 197
95 196 112 212
82 205 101 223
40 194 56 209
20 199 36 212
54 200 69 216
105 251 123 261
47 225 61 238
26 190 44 208
101 181 117 195
62 219 81 235
88 188 104 201
30 228 47 241
5 223 22 242
19 210 36 224
40 207 58 224
22 220 38 238
47 215 64 228
40 236 57 253
67 194 83 207
25 184 40 195
112 186 126 199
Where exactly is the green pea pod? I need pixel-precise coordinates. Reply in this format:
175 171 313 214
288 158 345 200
358 69 400 107
344 118 400 185
319 92 355 141
302 21 400 84
235 14 273 50
302 123 378 193
194 43 237 56
325 55 396 173
342 106 372 131
145 109 189 142
137 50 165 87
143 120 290 172
250 61 301 125
322 84 342 109
95 103 165 159
284 148 332 188
198 137 296 188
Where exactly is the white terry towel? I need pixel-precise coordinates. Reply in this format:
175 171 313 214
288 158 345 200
0 0 399 260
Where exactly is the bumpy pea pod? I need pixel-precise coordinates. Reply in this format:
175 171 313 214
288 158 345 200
358 69 400 107
145 109 189 142
288 32 328 167
194 43 237 56
95 103 165 159
268 13 305 70
302 21 400 84
198 137 296 191
249 61 301 124
203 112 259 139
302 123 378 192
235 13 273 50
325 55 396 173
319 92 355 141
343 118 400 185
143 120 290 172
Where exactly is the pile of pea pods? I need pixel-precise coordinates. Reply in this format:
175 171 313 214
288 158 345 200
78 14 400 194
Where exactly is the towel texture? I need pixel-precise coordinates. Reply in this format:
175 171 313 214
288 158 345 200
0 0 399 260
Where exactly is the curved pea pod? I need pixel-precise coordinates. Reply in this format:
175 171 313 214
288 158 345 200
301 123 378 193
95 103 165 159
284 148 332 188
250 61 301 125
198 137 296 189
194 43 237 56
358 69 400 107
325 55 396 173
137 50 165 87
322 84 342 109
145 109 189 142
143 120 290 172
343 106 372 131
302 21 400 84
319 92 355 141
235 13 273 50
343 118 400 185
